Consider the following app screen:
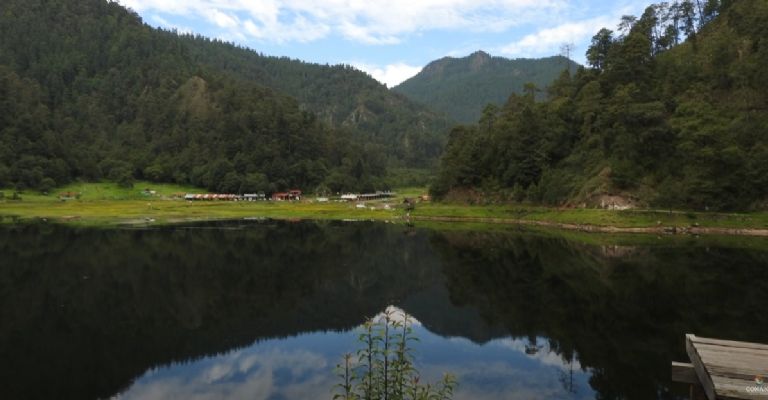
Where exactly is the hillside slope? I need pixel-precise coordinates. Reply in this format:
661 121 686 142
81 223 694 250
432 0 768 211
0 0 448 193
394 51 579 123
178 37 452 166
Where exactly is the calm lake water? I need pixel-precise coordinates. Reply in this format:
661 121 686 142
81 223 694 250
1 220 767 400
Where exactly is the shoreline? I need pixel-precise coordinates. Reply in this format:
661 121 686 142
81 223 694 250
409 215 768 237
1 191 767 236
3 210 768 237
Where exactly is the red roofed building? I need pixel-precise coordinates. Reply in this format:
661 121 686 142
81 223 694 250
272 190 301 201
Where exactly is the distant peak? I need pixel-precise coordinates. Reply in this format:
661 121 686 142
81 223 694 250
470 50 491 58
468 50 492 70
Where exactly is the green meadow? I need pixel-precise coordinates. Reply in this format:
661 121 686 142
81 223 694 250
1 182 768 234
0 182 404 227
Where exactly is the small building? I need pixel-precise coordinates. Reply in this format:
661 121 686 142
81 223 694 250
358 191 397 201
185 193 239 201
341 194 359 202
271 192 290 201
316 197 329 202
272 190 301 201
243 193 266 201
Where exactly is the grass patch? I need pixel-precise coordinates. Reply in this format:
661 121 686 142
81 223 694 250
2 183 768 235
0 200 407 227
0 182 409 227
411 203 768 230
415 220 768 251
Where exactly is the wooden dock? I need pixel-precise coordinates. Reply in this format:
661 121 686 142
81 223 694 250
672 334 768 400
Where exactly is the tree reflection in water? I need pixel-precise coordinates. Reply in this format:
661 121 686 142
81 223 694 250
0 220 766 399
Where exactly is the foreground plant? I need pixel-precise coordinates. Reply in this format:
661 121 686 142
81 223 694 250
334 308 456 400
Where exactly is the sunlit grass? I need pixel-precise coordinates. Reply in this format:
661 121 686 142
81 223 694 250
0 199 407 227
395 186 428 199
1 183 767 232
0 182 407 227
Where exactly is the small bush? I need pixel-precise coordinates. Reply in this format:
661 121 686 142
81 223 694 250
39 177 56 194
334 309 456 400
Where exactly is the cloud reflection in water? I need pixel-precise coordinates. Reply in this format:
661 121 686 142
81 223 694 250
117 346 334 400
116 310 594 400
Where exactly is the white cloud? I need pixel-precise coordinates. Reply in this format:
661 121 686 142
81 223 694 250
340 22 400 45
117 347 331 400
119 0 569 45
351 62 423 87
150 15 193 34
497 2 650 61
242 15 329 43
206 8 239 29
495 337 585 370
498 15 614 60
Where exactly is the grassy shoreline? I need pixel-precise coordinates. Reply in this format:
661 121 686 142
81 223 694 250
409 204 768 236
0 199 404 226
1 182 768 236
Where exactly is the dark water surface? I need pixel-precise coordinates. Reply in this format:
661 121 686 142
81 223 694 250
1 220 767 400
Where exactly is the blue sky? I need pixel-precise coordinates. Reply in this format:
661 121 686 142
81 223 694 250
119 0 652 87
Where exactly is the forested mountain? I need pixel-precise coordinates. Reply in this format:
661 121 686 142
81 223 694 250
432 0 768 211
394 52 579 123
0 0 448 193
181 41 451 166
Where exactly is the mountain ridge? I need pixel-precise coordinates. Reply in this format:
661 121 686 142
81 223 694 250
0 0 450 193
394 51 579 123
181 38 452 165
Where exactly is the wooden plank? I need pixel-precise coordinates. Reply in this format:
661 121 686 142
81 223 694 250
708 361 768 376
696 347 768 375
699 355 768 372
709 375 768 400
708 365 767 382
672 361 700 384
691 336 768 352
694 341 768 355
686 334 768 400
695 343 768 361
687 334 718 400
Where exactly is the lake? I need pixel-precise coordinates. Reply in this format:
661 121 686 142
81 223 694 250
1 220 767 399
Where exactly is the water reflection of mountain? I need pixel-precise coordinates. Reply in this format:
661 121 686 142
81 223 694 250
0 221 444 399
1 221 767 400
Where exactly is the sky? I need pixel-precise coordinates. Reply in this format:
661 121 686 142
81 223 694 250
117 0 652 87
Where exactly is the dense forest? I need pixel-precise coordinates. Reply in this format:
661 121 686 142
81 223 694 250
182 39 451 167
394 52 579 123
432 0 768 210
0 0 449 194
